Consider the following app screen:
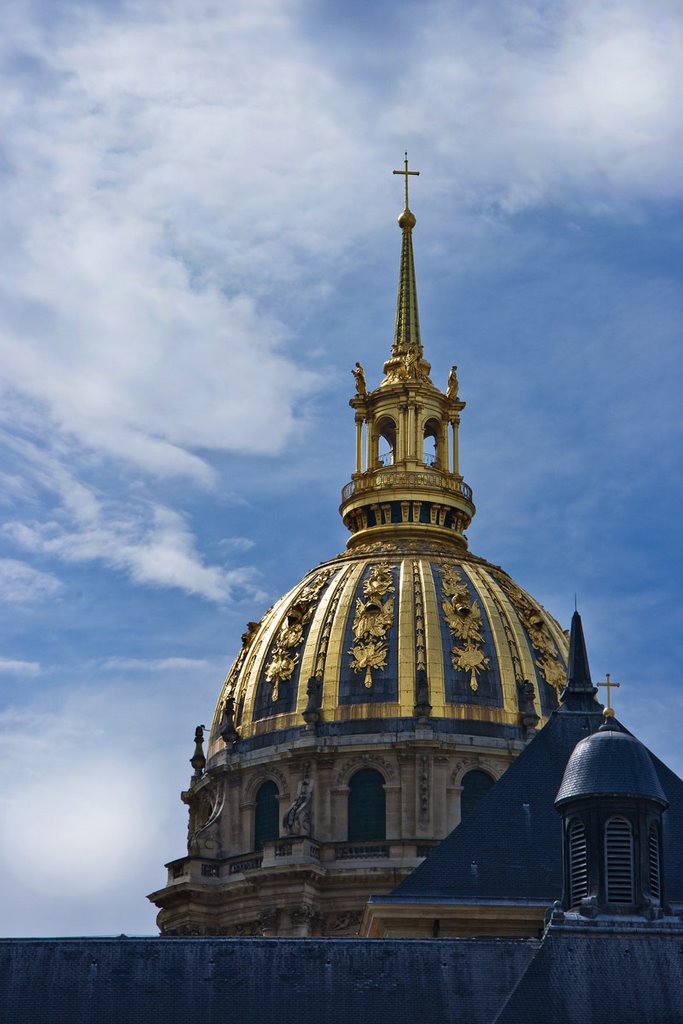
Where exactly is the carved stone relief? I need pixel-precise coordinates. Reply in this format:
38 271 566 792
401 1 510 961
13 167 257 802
418 754 430 825
336 753 394 785
282 763 313 836
328 910 363 933
188 780 225 855
245 765 288 802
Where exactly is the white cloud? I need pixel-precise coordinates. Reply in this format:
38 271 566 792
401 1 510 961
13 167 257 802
0 677 215 933
1 433 264 603
0 558 62 604
5 497 254 603
0 658 41 678
0 0 347 481
1 0 677 498
0 0 678 597
0 700 165 903
394 0 682 211
1 766 146 896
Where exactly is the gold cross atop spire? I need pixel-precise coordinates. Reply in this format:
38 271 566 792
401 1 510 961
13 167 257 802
393 153 420 211
597 672 621 718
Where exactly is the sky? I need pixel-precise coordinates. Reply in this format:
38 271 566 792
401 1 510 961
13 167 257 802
0 0 681 937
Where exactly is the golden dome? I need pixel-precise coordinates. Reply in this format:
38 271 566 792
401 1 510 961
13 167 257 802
208 546 567 754
208 172 568 759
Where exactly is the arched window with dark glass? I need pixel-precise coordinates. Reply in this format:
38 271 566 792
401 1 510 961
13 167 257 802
605 816 634 903
348 769 386 841
254 780 279 850
460 770 494 820
568 818 588 906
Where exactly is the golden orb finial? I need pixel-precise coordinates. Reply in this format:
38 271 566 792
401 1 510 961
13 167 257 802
398 208 416 230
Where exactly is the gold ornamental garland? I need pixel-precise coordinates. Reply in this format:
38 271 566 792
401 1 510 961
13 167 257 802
348 563 395 688
264 567 335 701
438 564 489 692
490 569 566 694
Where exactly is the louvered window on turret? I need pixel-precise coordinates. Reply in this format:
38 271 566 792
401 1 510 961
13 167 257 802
649 823 661 901
568 818 588 905
605 816 634 903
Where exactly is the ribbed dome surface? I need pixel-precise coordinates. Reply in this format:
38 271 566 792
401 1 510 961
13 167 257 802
209 544 568 754
555 726 667 806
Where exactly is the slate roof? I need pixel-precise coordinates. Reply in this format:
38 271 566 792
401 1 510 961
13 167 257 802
386 705 683 905
494 925 683 1024
2 929 682 1024
382 612 683 907
556 723 668 806
0 936 535 1024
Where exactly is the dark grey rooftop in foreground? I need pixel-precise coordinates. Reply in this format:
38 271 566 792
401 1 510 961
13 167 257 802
0 936 534 1024
2 930 683 1024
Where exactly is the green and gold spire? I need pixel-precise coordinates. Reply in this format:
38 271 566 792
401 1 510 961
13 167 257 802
382 155 431 384
339 161 475 551
391 155 422 359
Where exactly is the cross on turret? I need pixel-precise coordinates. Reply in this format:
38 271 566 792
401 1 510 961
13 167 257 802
597 673 621 718
393 153 420 210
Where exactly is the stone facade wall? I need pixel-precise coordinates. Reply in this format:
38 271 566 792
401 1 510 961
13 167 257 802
150 727 519 937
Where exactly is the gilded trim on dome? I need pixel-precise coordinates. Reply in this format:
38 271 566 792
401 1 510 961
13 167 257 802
464 564 522 715
262 567 336 702
398 559 416 710
322 561 366 718
412 561 426 675
489 568 566 700
420 561 446 716
295 566 348 721
487 570 542 702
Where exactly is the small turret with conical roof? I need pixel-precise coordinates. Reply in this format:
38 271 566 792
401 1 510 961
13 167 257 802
558 610 600 712
340 157 475 550
555 615 669 918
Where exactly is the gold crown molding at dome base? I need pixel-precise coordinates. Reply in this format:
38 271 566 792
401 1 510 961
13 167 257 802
343 523 470 552
324 540 486 561
210 699 547 744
